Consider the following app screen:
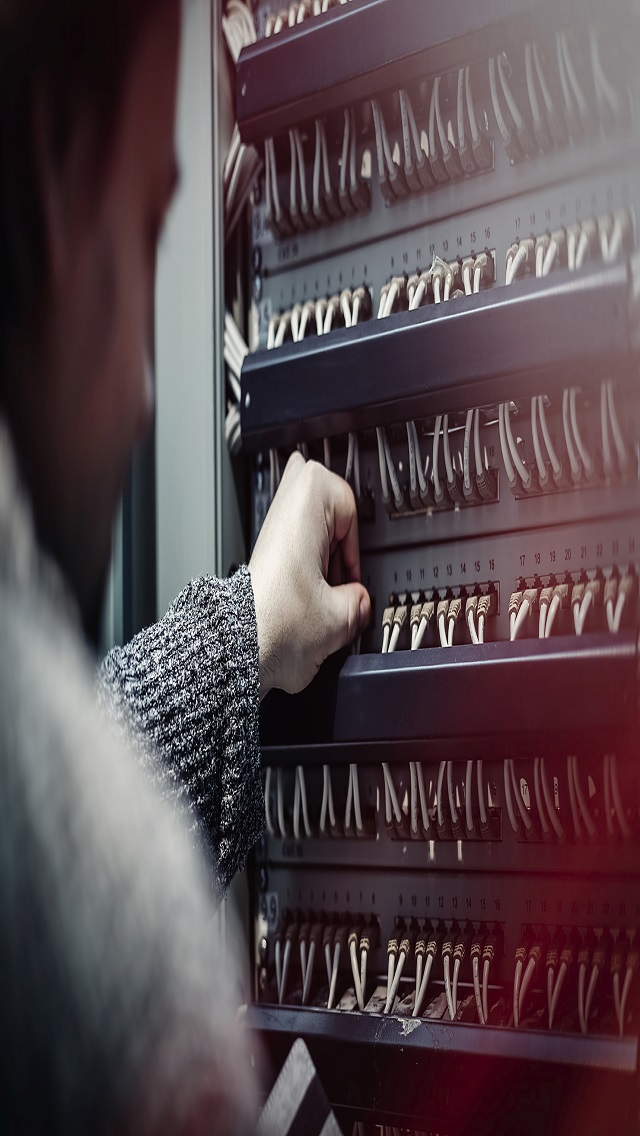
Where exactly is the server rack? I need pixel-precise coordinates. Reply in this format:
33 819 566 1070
220 0 640 1129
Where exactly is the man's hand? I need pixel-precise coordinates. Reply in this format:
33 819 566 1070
249 453 371 698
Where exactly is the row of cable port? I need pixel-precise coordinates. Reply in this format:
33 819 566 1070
264 909 381 1007
263 378 631 520
377 567 636 650
506 208 632 283
383 754 635 846
262 0 351 38
497 382 631 498
263 914 640 1036
502 753 635 846
512 926 639 1035
508 569 636 640
376 254 495 314
264 764 375 840
264 760 499 843
375 377 631 516
264 247 494 351
266 285 371 348
264 111 371 238
262 200 630 350
381 586 499 651
258 23 626 239
264 753 636 846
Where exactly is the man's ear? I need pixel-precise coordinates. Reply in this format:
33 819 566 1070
32 89 96 293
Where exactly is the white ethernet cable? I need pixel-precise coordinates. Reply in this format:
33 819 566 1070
538 396 562 480
349 932 365 1011
571 755 596 841
509 759 533 836
569 388 594 477
370 97 395 183
498 403 516 487
477 761 488 830
465 760 475 834
344 763 364 833
376 427 403 510
503 759 519 834
264 767 275 836
589 24 623 118
276 767 287 838
531 396 547 483
566 754 582 841
382 764 403 827
319 764 336 834
562 388 582 483
505 242 528 285
607 380 629 471
446 762 459 832
559 30 589 122
533 757 551 841
503 402 532 489
610 753 631 841
540 757 565 841
436 761 447 830
293 766 312 839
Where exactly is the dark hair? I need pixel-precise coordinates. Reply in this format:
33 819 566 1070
0 0 166 371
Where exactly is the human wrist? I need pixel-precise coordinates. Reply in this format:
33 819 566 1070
248 563 279 700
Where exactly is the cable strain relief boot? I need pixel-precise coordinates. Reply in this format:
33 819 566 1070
433 481 450 509
547 106 567 148
521 466 540 496
442 140 463 179
388 163 409 199
300 200 318 230
451 814 465 839
415 152 436 189
447 473 466 505
338 184 357 218
395 814 412 840
404 161 423 193
516 120 537 158
472 131 493 169
436 815 452 841
458 137 477 175
480 816 493 840
476 466 498 501
429 147 449 184
532 113 552 153
463 474 481 503
323 186 343 222
351 178 371 213
552 458 574 490
410 486 423 512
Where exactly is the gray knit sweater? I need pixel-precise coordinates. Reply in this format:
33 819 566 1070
0 419 262 1134
100 567 265 891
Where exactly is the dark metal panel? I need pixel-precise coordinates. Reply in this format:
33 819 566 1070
259 633 638 752
241 263 632 450
247 1004 637 1072
333 632 638 741
236 0 615 144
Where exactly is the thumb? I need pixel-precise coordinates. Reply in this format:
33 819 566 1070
322 581 371 657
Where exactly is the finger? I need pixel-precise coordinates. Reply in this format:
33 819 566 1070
279 450 305 488
318 467 361 584
321 581 371 658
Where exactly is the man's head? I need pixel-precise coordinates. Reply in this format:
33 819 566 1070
0 0 181 637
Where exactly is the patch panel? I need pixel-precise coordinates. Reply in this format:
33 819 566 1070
224 0 640 1127
254 866 640 1035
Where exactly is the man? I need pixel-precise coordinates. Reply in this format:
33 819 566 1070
0 0 370 1131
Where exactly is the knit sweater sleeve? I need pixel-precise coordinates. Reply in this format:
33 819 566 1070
98 565 264 891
